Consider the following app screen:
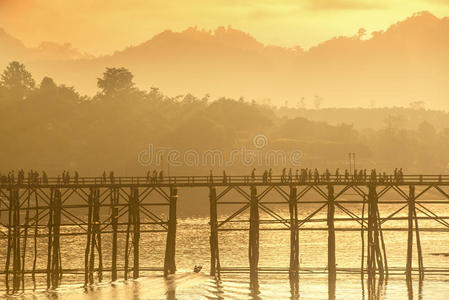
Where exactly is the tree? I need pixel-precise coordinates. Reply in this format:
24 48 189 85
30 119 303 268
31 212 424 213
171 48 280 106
357 28 367 40
97 67 135 99
40 76 57 91
0 61 35 100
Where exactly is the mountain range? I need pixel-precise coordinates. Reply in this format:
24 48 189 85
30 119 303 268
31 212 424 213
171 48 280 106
1 11 448 108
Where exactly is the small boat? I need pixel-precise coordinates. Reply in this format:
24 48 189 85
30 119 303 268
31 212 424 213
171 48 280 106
193 265 203 273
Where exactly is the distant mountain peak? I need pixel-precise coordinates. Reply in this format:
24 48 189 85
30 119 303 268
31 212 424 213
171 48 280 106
137 26 264 51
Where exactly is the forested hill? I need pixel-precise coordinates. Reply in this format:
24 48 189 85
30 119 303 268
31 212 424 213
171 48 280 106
1 62 449 175
1 11 448 108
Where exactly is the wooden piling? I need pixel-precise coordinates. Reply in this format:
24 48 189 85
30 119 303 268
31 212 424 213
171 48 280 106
84 188 93 286
209 186 220 277
164 186 177 277
46 189 53 289
327 185 336 285
93 189 102 282
406 185 414 279
366 184 384 290
133 187 140 279
5 188 13 292
289 186 299 274
14 189 21 292
370 185 384 279
51 189 62 288
124 188 132 280
111 188 119 281
32 189 38 287
50 189 62 288
413 207 424 280
361 194 366 280
249 185 259 276
21 189 31 291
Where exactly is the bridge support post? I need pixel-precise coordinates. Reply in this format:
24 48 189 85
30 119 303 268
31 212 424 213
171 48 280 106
6 188 21 292
164 186 177 277
289 186 299 273
132 187 140 279
327 184 336 297
84 188 93 285
366 184 386 295
289 185 299 297
46 189 53 289
406 185 414 279
111 188 119 281
209 186 220 277
249 185 259 277
84 188 100 285
406 185 423 280
51 189 62 288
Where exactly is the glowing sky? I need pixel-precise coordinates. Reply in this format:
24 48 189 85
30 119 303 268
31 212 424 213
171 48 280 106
1 0 449 55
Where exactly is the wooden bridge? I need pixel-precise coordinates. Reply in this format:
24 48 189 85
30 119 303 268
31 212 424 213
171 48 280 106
1 173 449 294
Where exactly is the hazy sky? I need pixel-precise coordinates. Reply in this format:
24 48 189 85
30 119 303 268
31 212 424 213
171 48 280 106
1 0 448 55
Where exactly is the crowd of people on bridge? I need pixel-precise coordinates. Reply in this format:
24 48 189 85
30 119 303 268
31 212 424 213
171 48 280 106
210 168 405 184
0 168 406 185
0 170 79 184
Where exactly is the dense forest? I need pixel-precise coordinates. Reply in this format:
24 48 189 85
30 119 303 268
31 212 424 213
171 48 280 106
1 61 449 176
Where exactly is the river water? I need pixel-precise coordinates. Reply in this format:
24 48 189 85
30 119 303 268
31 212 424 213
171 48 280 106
2 203 449 299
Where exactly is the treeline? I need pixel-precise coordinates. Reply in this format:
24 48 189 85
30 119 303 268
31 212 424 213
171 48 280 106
0 61 448 175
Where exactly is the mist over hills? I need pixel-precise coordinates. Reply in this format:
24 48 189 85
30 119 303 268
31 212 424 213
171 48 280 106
1 11 448 108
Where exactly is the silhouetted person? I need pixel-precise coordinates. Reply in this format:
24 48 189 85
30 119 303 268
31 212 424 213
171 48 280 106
281 168 286 183
223 170 227 184
159 170 164 182
268 168 272 182
74 171 79 184
152 170 157 183
314 169 319 183
251 168 256 182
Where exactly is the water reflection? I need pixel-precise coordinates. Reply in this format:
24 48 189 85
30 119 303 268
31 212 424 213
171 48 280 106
406 277 424 300
4 271 449 299
289 271 299 300
249 271 261 300
209 276 224 300
165 275 176 300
